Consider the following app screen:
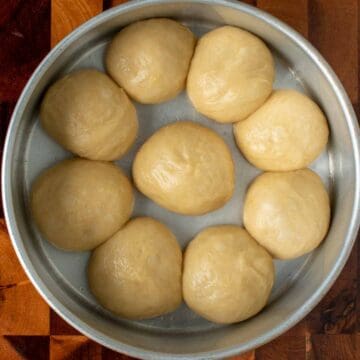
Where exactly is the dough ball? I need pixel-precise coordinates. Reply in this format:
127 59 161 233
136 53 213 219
40 69 138 161
187 26 274 123
243 169 330 259
88 217 182 319
234 89 329 171
133 121 235 215
106 18 196 104
31 158 134 251
183 225 274 324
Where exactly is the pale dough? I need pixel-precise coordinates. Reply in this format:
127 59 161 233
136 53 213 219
133 121 235 215
88 217 182 319
243 169 330 259
31 158 134 251
183 225 274 324
234 89 329 171
106 18 196 104
187 26 274 123
40 69 138 161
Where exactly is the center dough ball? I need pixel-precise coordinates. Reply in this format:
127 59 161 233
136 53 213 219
31 158 134 251
88 217 182 319
106 18 196 104
183 226 274 324
133 121 235 215
187 26 274 123
243 169 330 259
40 69 138 161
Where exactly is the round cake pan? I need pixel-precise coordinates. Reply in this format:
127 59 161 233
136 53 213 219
2 0 360 359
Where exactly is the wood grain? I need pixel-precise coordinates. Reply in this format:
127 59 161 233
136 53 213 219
50 310 81 336
255 335 306 359
51 0 103 47
0 0 50 102
0 103 14 152
0 282 49 335
0 336 49 360
104 0 129 9
50 336 102 360
239 0 256 5
228 350 255 360
0 0 51 343
257 0 309 37
0 220 50 335
310 335 357 359
0 221 25 286
0 102 15 217
309 0 359 104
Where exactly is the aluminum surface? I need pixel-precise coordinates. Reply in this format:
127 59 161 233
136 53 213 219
2 1 360 359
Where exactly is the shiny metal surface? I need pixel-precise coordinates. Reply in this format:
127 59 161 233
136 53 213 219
2 0 360 359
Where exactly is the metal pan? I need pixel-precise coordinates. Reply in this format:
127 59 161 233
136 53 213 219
2 0 360 359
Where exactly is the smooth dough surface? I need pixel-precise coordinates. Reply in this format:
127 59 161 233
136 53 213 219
88 217 182 319
183 225 274 324
243 169 330 259
31 158 134 251
106 18 196 104
234 89 329 171
40 69 138 161
133 121 235 215
187 26 274 123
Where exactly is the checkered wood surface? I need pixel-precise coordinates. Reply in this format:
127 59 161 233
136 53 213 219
0 0 359 359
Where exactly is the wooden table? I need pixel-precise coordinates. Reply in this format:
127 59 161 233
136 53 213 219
0 1 359 359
